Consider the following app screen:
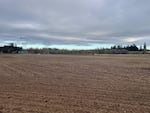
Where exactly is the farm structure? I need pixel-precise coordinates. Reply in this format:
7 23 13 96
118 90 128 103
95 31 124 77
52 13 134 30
0 43 22 53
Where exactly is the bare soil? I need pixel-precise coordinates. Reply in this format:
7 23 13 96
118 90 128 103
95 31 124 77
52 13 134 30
0 54 150 113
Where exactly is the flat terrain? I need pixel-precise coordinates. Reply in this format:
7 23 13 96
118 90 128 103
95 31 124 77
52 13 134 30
0 54 150 113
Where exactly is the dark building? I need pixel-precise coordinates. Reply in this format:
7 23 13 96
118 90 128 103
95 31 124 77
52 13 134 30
0 43 22 54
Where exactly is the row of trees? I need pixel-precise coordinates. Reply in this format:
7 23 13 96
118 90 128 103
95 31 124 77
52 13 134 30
1 43 148 54
111 43 147 51
24 43 148 54
25 48 95 55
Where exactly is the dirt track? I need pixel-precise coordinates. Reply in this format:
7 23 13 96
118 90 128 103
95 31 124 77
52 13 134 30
0 54 150 113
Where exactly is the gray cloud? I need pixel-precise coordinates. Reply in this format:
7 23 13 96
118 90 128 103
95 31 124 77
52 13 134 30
0 0 150 47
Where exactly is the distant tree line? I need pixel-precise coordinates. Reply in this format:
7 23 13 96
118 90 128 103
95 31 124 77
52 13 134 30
110 43 147 53
111 44 142 51
24 43 148 54
0 43 149 54
24 48 95 55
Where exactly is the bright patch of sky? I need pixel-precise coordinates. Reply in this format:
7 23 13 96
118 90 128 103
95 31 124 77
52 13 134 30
23 43 113 50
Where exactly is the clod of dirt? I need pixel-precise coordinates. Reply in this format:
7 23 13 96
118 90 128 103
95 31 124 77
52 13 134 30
44 100 48 103
7 96 11 99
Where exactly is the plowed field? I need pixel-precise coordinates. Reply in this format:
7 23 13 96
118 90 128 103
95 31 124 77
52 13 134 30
0 54 150 113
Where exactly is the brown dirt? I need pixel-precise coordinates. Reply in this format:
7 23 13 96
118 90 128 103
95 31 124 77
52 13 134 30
0 54 149 113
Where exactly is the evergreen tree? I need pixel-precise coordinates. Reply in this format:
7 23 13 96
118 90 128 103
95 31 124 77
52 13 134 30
144 42 147 53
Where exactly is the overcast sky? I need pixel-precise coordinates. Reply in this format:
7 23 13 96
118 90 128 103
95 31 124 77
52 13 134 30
0 0 150 49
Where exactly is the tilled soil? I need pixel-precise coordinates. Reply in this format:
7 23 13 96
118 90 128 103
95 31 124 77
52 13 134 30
0 54 149 113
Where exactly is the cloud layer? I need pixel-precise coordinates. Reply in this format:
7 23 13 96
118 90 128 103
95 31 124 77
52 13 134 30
0 0 150 47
